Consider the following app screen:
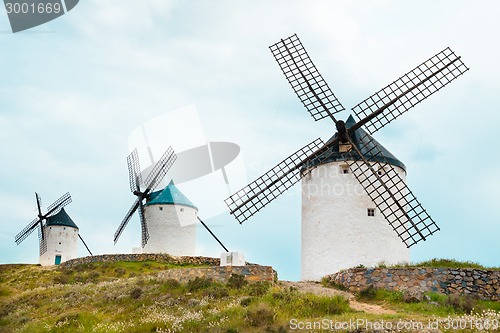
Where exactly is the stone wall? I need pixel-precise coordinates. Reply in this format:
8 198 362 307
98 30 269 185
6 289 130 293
157 265 277 283
60 254 277 283
60 253 220 268
326 268 500 300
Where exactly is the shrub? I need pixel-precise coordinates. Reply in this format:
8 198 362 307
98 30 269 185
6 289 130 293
246 282 270 297
186 277 213 292
114 268 126 277
53 274 70 284
245 303 275 327
203 285 229 299
88 272 100 283
130 288 142 299
358 286 377 301
162 279 180 290
446 294 478 314
240 297 253 307
227 274 247 289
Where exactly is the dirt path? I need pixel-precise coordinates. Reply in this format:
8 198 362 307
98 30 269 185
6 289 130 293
280 281 397 315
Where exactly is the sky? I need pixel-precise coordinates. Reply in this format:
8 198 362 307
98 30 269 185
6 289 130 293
1 0 499 281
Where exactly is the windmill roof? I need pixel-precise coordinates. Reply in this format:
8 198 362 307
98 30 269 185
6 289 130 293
46 208 79 229
308 115 406 171
146 180 198 210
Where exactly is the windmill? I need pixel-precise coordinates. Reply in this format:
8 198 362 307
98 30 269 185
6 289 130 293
225 34 469 280
115 146 230 256
15 192 92 265
114 147 177 247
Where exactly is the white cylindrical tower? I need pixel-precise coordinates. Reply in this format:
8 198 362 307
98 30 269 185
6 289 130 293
39 208 79 266
143 180 197 256
301 116 410 281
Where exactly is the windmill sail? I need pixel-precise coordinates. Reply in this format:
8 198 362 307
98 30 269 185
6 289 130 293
225 138 324 224
114 147 176 246
270 34 345 121
352 47 469 135
345 132 440 247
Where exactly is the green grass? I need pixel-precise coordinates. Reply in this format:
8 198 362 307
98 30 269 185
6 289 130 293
385 258 500 270
2 262 499 333
0 264 352 333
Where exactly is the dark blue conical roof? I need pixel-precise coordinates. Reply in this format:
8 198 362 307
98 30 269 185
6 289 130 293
307 115 406 171
46 208 79 229
146 180 198 210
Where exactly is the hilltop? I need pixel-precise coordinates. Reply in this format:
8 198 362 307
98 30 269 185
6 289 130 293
1 259 500 333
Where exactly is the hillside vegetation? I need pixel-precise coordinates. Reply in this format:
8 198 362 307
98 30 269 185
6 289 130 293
1 260 500 333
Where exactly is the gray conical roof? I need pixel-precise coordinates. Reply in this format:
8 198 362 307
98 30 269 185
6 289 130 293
307 115 406 171
46 208 79 229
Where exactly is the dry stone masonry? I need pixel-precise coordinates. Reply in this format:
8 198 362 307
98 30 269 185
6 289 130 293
327 267 500 300
60 253 220 268
60 254 277 283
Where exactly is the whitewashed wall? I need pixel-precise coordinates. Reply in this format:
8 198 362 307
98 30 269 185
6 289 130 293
39 225 79 266
301 161 410 281
143 204 197 256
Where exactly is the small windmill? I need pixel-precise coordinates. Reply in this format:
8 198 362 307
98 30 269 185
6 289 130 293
225 34 469 279
115 147 230 256
114 147 177 247
15 192 92 265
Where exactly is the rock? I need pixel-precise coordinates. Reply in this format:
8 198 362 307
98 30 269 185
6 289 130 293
403 290 423 303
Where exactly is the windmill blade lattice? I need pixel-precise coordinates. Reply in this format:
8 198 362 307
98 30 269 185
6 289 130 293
114 147 176 246
46 192 72 217
345 132 440 247
352 47 469 135
114 196 142 244
36 192 42 215
270 34 345 121
127 148 143 192
144 147 177 191
225 138 324 223
138 201 149 247
38 222 48 255
15 217 40 245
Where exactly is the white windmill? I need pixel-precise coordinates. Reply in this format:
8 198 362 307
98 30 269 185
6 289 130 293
114 148 230 257
225 34 469 280
15 192 92 266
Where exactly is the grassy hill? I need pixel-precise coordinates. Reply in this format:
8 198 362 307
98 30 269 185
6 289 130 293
1 260 499 333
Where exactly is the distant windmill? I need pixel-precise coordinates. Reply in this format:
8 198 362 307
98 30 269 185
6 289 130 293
114 147 177 248
225 34 469 280
15 192 92 266
115 147 229 255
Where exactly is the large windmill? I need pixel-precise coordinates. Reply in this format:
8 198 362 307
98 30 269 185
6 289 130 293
15 192 92 266
225 34 469 280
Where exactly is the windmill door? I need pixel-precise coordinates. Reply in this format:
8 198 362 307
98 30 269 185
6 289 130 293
54 255 62 265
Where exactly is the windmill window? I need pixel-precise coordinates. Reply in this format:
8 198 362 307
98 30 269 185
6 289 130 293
180 208 184 212
159 207 163 211
340 165 349 174
367 208 375 217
